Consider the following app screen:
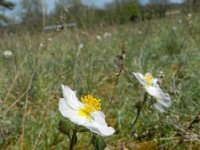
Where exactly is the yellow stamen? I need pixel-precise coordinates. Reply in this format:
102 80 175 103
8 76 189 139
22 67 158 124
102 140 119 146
81 95 101 111
144 73 154 87
78 95 101 120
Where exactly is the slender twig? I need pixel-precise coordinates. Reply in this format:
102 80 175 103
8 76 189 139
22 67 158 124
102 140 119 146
178 112 200 144
108 44 126 106
131 92 148 135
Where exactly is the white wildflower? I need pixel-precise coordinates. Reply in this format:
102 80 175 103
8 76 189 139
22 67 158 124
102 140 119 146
3 50 13 58
138 30 142 34
78 43 84 50
172 26 177 31
39 43 44 48
103 32 111 38
187 13 192 18
96 35 102 40
133 72 172 113
59 85 115 136
48 38 52 41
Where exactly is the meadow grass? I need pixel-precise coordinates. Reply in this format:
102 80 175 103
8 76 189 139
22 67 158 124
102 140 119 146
0 12 200 149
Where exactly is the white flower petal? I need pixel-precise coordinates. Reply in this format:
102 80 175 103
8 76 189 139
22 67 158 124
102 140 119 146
90 111 107 126
61 85 83 110
153 102 166 113
158 93 171 108
145 86 162 99
152 78 159 86
85 120 115 136
133 72 146 85
59 98 86 125
146 86 171 108
80 111 115 136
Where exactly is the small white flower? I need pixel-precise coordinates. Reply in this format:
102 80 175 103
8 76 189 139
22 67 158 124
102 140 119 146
59 85 115 136
96 35 102 40
103 32 111 38
39 43 44 48
78 43 84 50
138 30 142 34
48 38 52 41
133 72 172 113
172 26 177 31
3 50 13 58
187 13 192 18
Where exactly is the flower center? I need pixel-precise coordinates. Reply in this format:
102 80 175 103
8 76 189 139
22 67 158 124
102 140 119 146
78 95 101 120
144 73 154 87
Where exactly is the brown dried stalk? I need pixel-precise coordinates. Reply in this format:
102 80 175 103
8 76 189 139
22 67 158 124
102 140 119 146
179 112 200 144
108 44 126 106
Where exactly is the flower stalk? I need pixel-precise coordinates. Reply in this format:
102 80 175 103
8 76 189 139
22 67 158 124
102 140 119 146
91 133 106 150
69 125 77 150
131 92 148 134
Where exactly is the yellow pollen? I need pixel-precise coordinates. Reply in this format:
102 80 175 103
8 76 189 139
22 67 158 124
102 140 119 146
78 95 101 120
81 95 101 111
144 73 154 87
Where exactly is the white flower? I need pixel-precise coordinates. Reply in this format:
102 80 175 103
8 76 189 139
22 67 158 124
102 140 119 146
39 43 44 48
187 13 192 18
172 26 177 31
103 32 111 38
133 72 172 113
78 43 84 50
59 85 115 136
48 38 52 41
3 50 13 58
138 30 142 34
96 35 102 40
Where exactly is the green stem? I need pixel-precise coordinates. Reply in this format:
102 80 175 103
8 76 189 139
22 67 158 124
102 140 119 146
131 92 148 135
69 126 77 150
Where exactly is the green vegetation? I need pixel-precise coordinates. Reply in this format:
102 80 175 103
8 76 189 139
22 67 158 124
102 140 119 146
0 11 200 149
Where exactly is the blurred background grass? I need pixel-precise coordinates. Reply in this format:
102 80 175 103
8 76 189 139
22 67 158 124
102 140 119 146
0 0 200 149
